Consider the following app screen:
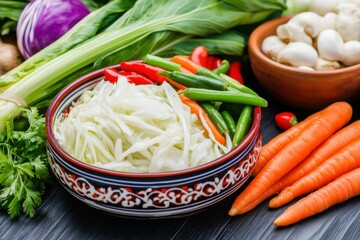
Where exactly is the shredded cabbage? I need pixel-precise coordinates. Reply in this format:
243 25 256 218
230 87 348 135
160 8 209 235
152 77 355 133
54 78 232 173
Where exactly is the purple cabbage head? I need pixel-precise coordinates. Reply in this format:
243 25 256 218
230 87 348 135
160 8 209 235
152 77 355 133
17 0 90 59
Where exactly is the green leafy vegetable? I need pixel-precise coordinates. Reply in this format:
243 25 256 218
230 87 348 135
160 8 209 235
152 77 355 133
79 0 110 11
155 31 247 57
0 108 49 219
0 1 29 35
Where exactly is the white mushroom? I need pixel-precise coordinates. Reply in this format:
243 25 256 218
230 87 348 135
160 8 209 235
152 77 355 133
321 12 338 30
317 29 345 61
297 66 315 71
309 0 340 15
261 35 287 60
288 11 324 37
342 40 360 66
276 22 313 45
314 57 341 70
277 42 318 67
346 0 360 8
335 3 360 41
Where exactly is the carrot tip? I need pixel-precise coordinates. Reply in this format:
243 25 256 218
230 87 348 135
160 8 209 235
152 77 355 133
228 208 238 216
273 216 289 227
273 219 282 227
268 199 278 208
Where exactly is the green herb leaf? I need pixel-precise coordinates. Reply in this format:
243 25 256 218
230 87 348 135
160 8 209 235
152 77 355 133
0 107 50 219
23 185 42 218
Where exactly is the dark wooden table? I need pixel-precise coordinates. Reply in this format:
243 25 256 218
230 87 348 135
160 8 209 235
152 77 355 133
1 63 360 240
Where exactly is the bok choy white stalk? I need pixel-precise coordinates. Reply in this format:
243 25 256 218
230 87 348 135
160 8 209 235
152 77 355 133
0 0 286 131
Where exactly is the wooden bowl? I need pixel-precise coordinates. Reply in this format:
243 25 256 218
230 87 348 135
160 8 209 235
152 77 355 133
248 16 360 110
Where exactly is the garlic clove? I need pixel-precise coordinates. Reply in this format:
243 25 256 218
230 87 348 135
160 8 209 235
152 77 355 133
335 3 360 41
317 29 345 61
314 57 341 70
261 35 287 60
322 12 338 30
276 22 313 45
335 2 360 15
297 66 315 71
277 42 318 67
342 40 360 66
344 0 360 9
309 0 340 16
288 11 324 37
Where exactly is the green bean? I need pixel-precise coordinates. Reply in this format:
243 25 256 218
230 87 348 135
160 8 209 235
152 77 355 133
220 73 258 96
201 103 228 135
212 60 230 75
143 54 181 71
221 110 236 137
182 88 268 107
161 71 228 90
197 66 226 82
233 105 252 147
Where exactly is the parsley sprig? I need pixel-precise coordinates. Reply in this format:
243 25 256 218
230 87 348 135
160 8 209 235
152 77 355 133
0 107 51 219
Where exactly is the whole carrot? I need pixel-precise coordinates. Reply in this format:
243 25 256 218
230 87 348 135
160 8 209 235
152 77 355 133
238 120 360 214
178 93 225 145
252 102 352 176
274 167 360 227
228 102 352 216
269 137 360 208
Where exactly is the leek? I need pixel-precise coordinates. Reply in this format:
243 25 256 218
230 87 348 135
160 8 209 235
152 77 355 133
0 0 286 131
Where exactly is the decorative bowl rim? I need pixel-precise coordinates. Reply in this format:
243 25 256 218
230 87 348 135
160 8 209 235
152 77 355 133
45 64 262 179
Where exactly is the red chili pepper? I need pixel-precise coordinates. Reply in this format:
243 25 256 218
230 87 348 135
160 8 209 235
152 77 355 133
119 61 186 89
206 56 215 69
275 112 298 131
190 46 208 67
228 61 244 84
120 61 169 84
213 58 222 69
206 56 222 70
104 68 120 83
121 72 154 85
104 68 154 85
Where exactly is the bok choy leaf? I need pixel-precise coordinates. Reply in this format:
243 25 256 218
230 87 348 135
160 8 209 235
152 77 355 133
155 31 247 57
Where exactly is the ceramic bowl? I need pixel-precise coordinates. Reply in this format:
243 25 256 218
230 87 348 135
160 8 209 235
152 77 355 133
248 16 360 110
45 65 262 219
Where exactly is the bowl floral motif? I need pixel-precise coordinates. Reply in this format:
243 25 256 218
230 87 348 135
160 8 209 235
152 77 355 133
46 66 262 218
